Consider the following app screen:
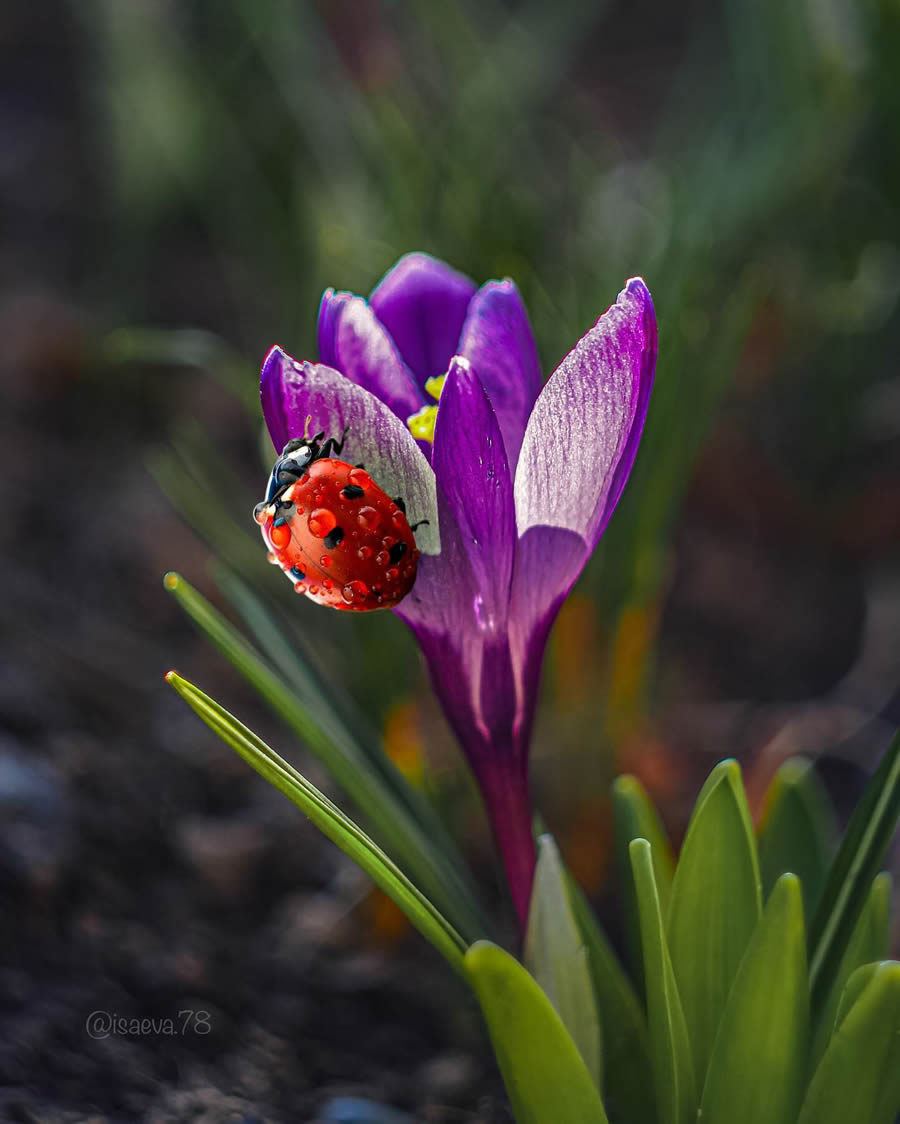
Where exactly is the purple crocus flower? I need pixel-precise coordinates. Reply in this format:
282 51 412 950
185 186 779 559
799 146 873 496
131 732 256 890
261 253 657 924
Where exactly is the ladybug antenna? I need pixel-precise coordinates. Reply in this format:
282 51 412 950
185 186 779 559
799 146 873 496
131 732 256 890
303 414 313 440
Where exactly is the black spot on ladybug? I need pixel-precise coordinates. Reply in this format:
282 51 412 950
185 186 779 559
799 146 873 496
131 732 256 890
394 496 407 514
273 516 288 528
388 541 407 564
289 566 306 581
324 526 345 550
342 484 365 500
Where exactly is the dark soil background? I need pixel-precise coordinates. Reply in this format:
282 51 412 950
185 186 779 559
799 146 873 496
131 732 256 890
2 1 900 1122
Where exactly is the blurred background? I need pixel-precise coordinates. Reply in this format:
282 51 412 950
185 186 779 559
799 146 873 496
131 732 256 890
2 0 900 1119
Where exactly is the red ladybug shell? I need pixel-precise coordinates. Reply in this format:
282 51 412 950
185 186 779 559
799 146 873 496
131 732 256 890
256 459 420 611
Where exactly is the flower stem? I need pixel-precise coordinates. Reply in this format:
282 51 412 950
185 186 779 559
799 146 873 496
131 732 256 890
478 762 536 929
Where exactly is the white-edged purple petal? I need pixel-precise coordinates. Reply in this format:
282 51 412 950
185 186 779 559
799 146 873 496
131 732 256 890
514 277 657 547
457 280 542 469
317 289 425 423
369 252 477 385
507 278 657 736
431 356 516 634
259 346 440 554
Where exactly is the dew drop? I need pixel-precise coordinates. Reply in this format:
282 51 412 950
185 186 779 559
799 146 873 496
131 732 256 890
375 550 389 567
308 584 320 596
308 508 337 538
253 503 268 525
386 566 399 582
357 506 381 531
349 467 371 489
320 554 332 567
391 510 407 530
293 582 306 594
270 523 291 549
357 545 373 561
342 579 369 604
266 551 277 564
322 578 333 590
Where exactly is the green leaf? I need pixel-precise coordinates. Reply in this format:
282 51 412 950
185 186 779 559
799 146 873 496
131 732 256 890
811 872 892 1068
698 874 809 1124
666 759 762 1085
524 835 602 1088
629 838 697 1124
798 961 900 1124
757 756 834 915
612 774 675 988
567 876 656 1124
164 572 484 942
464 941 610 1124
809 726 900 1019
166 671 467 974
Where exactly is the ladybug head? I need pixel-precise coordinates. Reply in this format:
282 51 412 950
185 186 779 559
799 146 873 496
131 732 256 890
264 437 317 503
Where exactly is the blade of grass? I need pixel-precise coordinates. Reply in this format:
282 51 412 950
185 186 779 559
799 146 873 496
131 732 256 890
567 875 656 1124
666 760 762 1087
757 756 835 916
810 873 892 1069
164 573 484 941
525 835 602 1088
698 874 809 1124
798 960 900 1124
165 670 467 973
809 726 900 1019
630 838 697 1124
465 940 610 1124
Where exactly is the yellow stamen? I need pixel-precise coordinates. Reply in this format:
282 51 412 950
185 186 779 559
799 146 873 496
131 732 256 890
407 375 446 444
407 404 438 443
424 374 446 401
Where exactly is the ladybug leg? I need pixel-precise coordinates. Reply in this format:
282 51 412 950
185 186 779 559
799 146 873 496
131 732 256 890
410 519 430 532
318 425 350 460
393 496 406 514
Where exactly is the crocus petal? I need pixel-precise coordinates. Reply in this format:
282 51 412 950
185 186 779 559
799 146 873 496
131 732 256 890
514 277 657 547
260 346 440 554
508 278 657 738
431 356 516 633
456 280 542 469
317 290 425 423
369 252 477 385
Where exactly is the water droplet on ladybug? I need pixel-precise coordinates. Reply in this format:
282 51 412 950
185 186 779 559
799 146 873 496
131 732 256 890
386 567 399 582
341 579 369 604
322 578 333 590
308 508 337 538
391 510 407 530
382 535 397 549
357 545 373 561
266 551 277 564
357 506 381 531
308 584 320 596
270 523 291 549
253 503 267 525
375 550 389 567
349 467 371 489
293 582 306 594
320 555 332 567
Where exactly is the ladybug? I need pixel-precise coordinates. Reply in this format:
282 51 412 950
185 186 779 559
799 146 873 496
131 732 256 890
253 426 423 611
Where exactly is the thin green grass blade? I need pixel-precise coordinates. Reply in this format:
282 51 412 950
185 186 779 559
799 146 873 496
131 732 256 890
757 756 834 915
629 838 697 1124
164 572 484 941
810 872 892 1068
809 726 900 1019
666 759 762 1086
464 940 610 1124
612 774 675 989
524 835 602 1088
798 961 900 1124
567 875 656 1124
165 670 467 973
698 874 809 1124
